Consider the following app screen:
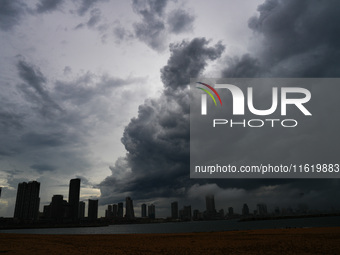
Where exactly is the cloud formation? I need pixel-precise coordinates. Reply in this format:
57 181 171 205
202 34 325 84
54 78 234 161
131 0 195 51
100 0 340 214
167 9 194 34
36 0 64 13
100 38 224 204
0 0 27 31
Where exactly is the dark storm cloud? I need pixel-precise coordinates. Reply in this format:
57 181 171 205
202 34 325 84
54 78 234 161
223 0 340 77
216 0 340 209
0 111 23 132
100 38 224 204
36 0 64 13
76 0 104 16
161 38 224 90
16 60 62 116
132 0 169 51
86 8 101 28
167 9 194 34
30 164 57 173
132 0 168 17
113 22 134 43
0 0 27 31
100 0 340 213
21 132 69 147
123 0 195 51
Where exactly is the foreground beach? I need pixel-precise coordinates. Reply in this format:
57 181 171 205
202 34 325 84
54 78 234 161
1 227 340 254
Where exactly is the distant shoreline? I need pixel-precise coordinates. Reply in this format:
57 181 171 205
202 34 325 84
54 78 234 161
1 212 339 230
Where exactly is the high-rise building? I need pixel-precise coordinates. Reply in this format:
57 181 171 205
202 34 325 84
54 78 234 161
148 204 155 219
79 201 85 219
228 207 234 216
50 195 65 222
14 181 40 221
206 195 216 213
179 205 192 221
141 204 147 218
242 203 250 216
112 204 118 218
68 178 81 222
171 201 178 219
125 197 135 219
257 203 267 216
88 199 98 221
105 204 113 218
117 202 124 218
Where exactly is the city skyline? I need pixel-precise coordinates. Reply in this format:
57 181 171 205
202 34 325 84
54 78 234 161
0 0 340 219
4 178 335 223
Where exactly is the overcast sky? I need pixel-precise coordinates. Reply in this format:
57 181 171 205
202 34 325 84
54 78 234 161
1 0 340 218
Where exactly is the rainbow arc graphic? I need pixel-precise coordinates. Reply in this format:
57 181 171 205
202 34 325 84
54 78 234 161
196 82 222 106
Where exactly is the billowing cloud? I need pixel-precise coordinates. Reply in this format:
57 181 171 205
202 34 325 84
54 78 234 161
36 0 64 13
0 0 27 31
132 0 168 51
131 0 195 51
76 0 105 16
167 9 194 34
223 0 340 77
16 59 63 117
99 38 224 204
100 0 340 215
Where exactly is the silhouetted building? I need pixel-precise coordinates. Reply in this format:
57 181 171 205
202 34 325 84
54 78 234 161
50 195 67 222
43 205 51 219
242 203 250 216
112 204 118 217
125 197 134 219
14 181 40 221
218 209 225 219
179 205 191 221
193 209 203 220
257 203 267 216
148 204 155 219
205 195 217 219
105 204 113 218
228 207 234 217
117 202 124 218
206 195 216 213
141 204 147 218
171 201 178 219
79 201 85 219
88 199 98 221
68 178 80 222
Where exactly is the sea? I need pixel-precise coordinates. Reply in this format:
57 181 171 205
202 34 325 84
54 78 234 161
1 216 340 235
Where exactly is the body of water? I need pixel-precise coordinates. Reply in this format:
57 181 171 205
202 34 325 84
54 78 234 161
1 216 339 235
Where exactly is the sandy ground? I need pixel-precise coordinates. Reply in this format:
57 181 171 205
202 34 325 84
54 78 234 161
1 227 340 254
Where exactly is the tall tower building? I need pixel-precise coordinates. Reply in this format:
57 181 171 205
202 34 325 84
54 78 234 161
171 201 178 219
117 202 124 218
112 204 118 217
68 178 81 222
206 195 216 213
79 201 85 219
141 204 147 218
148 204 155 219
50 195 65 222
88 199 98 221
125 197 135 219
14 181 40 221
242 203 250 216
